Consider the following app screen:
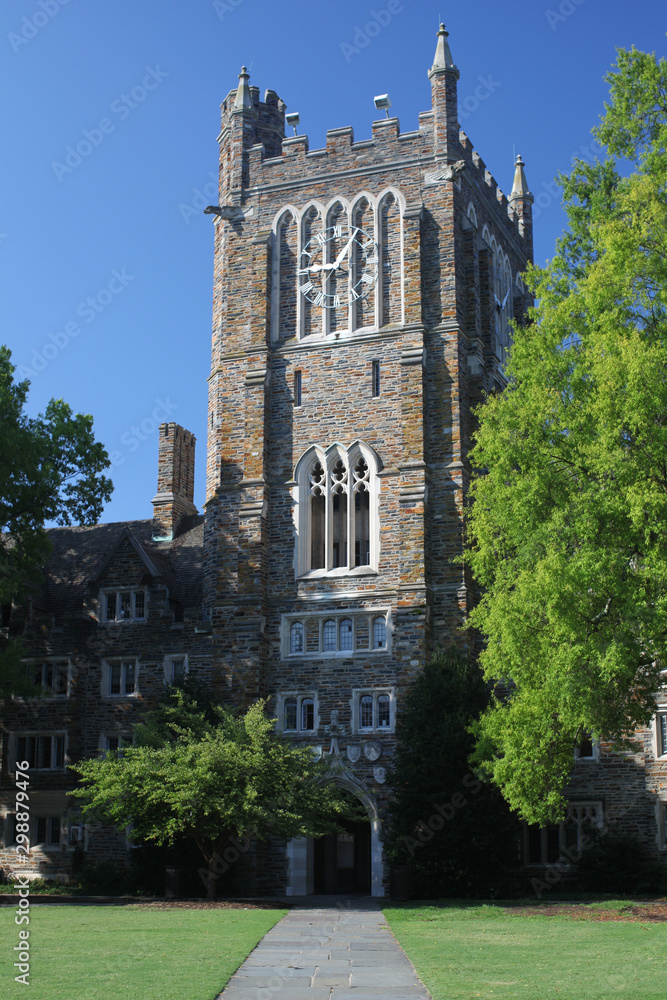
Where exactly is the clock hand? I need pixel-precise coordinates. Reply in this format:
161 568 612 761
331 228 359 270
297 263 331 274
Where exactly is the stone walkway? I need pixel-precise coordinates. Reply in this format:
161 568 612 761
216 897 432 999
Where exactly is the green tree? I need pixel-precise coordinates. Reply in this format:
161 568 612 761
71 692 355 898
0 347 112 695
386 650 518 897
465 47 667 825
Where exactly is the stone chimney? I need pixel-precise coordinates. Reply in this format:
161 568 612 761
152 423 197 541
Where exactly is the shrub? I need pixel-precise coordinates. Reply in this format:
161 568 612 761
576 829 667 894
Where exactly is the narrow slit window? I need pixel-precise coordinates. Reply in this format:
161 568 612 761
284 697 297 731
372 616 387 649
372 360 380 397
323 619 337 652
301 698 314 731
339 618 353 651
290 621 304 654
659 714 667 756
294 370 302 407
360 695 373 729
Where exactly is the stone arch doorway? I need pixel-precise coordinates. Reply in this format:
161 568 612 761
285 773 384 897
314 788 371 894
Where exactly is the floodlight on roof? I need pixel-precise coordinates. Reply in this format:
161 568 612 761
373 94 392 118
285 112 300 136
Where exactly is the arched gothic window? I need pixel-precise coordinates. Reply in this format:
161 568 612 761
295 442 379 576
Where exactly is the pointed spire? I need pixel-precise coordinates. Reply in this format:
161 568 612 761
233 65 253 112
510 154 534 202
429 23 459 79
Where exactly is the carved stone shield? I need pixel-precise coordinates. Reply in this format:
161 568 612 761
364 741 381 761
373 766 386 784
346 744 361 763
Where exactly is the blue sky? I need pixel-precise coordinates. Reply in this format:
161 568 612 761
1 0 664 524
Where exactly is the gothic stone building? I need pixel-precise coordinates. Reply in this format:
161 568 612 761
2 26 666 895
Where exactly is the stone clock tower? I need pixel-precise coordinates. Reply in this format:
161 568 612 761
204 25 533 896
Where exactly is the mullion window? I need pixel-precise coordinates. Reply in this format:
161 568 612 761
659 714 667 756
103 590 146 623
108 661 137 697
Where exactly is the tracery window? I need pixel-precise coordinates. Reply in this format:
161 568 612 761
296 443 379 576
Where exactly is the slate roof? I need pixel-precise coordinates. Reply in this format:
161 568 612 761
31 515 204 620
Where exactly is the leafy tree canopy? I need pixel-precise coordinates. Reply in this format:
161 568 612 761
466 46 667 824
71 691 355 897
0 347 112 695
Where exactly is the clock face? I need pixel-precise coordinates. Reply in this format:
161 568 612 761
298 225 378 309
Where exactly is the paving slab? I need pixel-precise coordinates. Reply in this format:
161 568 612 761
216 898 431 999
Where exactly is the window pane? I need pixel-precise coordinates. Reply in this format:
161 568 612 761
49 817 61 845
171 659 185 681
378 694 390 728
109 664 121 695
339 618 353 651
36 817 47 844
311 493 325 569
373 617 386 649
105 593 116 621
332 492 348 568
323 620 336 652
578 733 594 758
284 698 297 730
290 622 304 654
360 695 373 728
106 736 119 752
53 736 64 768
660 715 667 756
133 592 145 619
124 663 135 695
301 698 314 731
38 736 51 769
44 663 53 690
354 486 370 567
119 593 131 620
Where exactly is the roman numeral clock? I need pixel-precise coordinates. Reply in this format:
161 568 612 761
297 225 379 309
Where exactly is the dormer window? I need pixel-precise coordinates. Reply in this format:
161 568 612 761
102 589 146 622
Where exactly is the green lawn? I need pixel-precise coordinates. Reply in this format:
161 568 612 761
0 905 286 999
384 902 667 1000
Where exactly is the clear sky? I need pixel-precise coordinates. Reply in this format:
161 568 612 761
1 0 664 524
